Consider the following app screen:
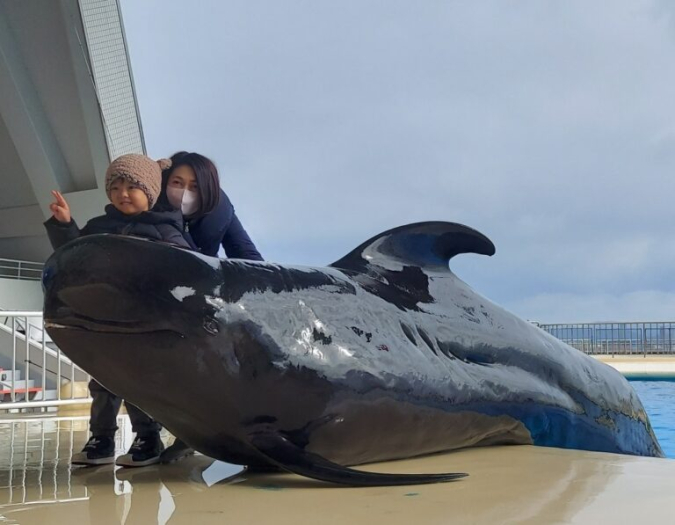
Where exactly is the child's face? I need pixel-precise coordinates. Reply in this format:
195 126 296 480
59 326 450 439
109 177 149 215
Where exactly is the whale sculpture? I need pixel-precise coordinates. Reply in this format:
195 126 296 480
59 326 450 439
42 222 663 486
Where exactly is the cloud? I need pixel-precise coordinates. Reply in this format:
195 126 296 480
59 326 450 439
120 0 675 320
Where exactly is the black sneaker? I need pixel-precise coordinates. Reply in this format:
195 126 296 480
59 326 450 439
159 438 195 464
115 433 165 468
71 435 115 466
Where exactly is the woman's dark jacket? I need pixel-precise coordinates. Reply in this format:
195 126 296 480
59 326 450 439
44 205 191 251
182 190 263 260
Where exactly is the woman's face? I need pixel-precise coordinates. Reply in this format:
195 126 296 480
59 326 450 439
167 166 198 192
167 165 201 216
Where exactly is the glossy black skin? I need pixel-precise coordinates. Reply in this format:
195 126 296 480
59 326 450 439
43 234 469 485
42 224 662 485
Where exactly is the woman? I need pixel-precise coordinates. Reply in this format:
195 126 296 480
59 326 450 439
156 151 263 462
156 151 263 260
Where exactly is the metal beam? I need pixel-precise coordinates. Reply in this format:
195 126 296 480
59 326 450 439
0 236 52 263
0 205 45 239
0 187 107 240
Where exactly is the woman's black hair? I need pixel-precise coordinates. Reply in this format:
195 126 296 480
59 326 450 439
155 151 221 218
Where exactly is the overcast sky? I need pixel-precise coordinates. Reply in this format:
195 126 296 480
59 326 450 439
119 0 675 323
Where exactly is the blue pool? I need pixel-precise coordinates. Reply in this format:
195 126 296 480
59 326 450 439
631 380 675 459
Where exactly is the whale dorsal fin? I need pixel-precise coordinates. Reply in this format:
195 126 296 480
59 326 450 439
330 221 495 273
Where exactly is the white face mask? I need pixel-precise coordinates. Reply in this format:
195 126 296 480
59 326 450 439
167 187 200 216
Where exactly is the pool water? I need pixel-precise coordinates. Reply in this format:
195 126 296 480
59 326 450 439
631 380 675 459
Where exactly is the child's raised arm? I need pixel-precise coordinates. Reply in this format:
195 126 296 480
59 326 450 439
44 190 79 250
49 190 71 223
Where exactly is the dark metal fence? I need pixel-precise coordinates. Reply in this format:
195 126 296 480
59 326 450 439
538 322 675 356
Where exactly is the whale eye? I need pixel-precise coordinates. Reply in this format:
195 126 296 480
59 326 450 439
203 318 220 335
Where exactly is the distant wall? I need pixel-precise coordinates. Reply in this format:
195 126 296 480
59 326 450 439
0 278 43 311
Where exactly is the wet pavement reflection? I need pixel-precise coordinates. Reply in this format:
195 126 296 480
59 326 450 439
1 415 674 524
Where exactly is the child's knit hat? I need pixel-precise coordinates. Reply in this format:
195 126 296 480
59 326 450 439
105 154 172 209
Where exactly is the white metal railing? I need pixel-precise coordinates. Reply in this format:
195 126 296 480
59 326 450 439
0 258 44 282
0 312 91 412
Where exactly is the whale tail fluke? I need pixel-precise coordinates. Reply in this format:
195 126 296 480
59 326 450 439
248 430 468 487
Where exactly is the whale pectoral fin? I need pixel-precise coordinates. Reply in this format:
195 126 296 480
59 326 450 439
248 431 467 487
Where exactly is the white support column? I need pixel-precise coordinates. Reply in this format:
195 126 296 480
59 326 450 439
0 5 75 218
58 0 111 188
78 0 145 159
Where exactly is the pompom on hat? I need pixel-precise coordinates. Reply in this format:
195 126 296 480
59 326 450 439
105 154 172 209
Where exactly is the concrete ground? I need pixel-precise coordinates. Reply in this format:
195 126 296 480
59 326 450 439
594 355 675 379
0 415 674 525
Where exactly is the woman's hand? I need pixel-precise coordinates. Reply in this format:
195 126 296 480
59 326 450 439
49 190 71 223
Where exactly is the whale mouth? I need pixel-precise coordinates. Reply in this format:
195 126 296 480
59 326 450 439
44 315 183 337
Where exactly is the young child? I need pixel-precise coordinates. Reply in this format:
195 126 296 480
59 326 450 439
44 153 190 467
45 154 189 250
